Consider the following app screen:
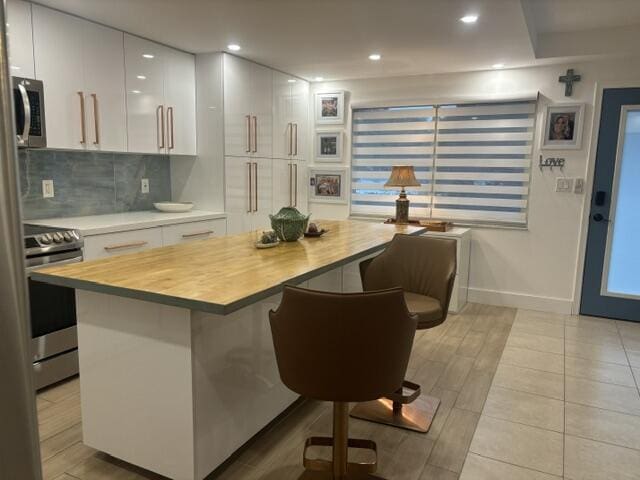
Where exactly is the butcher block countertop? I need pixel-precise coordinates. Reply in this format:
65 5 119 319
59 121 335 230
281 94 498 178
31 219 426 315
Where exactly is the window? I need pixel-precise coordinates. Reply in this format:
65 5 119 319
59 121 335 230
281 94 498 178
351 99 537 226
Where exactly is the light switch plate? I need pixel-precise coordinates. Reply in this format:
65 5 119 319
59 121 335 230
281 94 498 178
556 177 573 193
42 179 54 198
574 178 585 194
141 178 149 194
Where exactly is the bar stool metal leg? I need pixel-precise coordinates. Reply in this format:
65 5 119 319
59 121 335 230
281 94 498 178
333 402 348 479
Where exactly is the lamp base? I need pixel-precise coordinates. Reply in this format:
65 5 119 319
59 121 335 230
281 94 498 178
395 190 410 225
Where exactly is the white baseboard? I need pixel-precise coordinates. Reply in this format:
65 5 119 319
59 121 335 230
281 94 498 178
468 287 573 314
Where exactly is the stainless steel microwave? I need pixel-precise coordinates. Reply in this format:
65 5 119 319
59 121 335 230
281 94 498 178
12 77 46 148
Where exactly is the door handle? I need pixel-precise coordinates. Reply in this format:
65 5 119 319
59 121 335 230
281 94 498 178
247 162 253 213
245 115 251 153
91 93 99 145
253 162 258 211
157 105 165 149
16 83 30 145
252 116 258 153
293 163 298 207
167 106 175 150
592 213 610 223
78 91 86 145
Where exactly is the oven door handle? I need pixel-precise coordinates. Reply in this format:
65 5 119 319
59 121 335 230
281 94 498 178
16 83 30 145
26 256 83 274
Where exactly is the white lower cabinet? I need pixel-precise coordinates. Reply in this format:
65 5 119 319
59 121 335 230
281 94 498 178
225 156 273 235
83 227 163 260
161 219 226 245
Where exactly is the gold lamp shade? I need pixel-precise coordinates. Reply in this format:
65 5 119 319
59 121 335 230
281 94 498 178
385 165 421 224
385 165 421 188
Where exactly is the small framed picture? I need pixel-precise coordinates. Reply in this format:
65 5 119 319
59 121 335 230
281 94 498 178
315 131 343 162
315 92 345 125
542 103 585 150
308 166 349 204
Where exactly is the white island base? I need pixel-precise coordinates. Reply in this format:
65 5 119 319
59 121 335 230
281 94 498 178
75 262 368 480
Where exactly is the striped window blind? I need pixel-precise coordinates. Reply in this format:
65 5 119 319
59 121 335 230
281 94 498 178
350 99 536 225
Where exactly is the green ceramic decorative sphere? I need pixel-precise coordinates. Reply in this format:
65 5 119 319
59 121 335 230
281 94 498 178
269 207 310 242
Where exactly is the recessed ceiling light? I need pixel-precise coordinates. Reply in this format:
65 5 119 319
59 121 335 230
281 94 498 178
287 79 297 83
492 63 505 69
131 90 141 94
227 44 241 51
314 76 324 82
368 53 382 61
460 14 478 23
142 54 154 59
136 75 147 80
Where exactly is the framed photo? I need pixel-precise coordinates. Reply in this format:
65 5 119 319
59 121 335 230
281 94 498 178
315 92 345 125
541 103 585 150
315 131 343 162
308 166 349 204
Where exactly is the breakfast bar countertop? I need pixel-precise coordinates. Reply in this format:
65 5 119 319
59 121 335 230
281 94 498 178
31 219 426 315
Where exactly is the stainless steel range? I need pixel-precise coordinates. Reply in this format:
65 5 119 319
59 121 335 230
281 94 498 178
24 224 83 389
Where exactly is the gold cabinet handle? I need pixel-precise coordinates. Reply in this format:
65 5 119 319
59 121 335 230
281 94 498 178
157 105 165 149
78 91 86 144
245 115 251 153
91 93 99 145
181 230 213 238
293 123 298 156
288 122 293 156
247 161 252 213
167 106 174 150
294 163 298 207
253 162 258 212
288 163 293 206
104 240 148 251
252 116 258 153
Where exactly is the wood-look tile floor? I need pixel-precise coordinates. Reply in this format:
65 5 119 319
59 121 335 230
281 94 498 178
36 303 517 480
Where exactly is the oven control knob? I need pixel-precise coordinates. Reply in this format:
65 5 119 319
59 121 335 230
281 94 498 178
62 232 72 242
70 231 80 240
39 234 52 244
52 233 63 243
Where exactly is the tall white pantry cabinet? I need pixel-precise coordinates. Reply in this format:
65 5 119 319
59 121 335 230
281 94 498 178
221 54 309 235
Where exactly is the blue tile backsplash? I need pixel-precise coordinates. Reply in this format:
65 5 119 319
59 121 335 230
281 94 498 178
18 149 172 220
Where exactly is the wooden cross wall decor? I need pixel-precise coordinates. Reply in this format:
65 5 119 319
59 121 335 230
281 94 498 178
559 68 581 97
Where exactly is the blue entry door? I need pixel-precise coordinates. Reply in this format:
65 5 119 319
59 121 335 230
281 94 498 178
581 88 640 321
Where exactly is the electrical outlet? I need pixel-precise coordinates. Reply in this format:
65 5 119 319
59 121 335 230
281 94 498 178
42 179 54 198
141 178 150 194
556 177 573 193
574 178 585 194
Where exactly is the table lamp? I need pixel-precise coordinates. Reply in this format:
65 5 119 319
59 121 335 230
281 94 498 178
385 165 421 224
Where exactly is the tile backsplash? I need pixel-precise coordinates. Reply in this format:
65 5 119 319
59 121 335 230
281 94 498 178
18 149 171 220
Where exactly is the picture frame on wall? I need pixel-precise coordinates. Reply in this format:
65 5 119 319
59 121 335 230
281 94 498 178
308 166 349 204
315 131 343 162
315 91 345 125
541 103 585 150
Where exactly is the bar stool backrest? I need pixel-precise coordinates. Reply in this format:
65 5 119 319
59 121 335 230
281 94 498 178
269 286 417 402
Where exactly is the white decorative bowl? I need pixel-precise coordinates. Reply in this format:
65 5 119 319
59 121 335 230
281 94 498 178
153 202 194 213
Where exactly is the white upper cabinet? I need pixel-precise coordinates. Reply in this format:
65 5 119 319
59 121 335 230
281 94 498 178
32 5 85 150
32 5 126 151
81 22 127 152
125 34 196 155
223 54 272 158
6 0 35 78
125 35 167 154
163 48 196 156
272 71 308 161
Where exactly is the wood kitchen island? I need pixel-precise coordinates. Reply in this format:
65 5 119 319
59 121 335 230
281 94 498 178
32 220 426 480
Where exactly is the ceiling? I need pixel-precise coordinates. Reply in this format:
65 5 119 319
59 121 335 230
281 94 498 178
30 0 640 81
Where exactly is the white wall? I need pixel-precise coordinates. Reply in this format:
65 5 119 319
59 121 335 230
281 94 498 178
309 58 640 313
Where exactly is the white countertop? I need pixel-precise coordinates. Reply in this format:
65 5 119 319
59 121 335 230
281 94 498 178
28 210 227 236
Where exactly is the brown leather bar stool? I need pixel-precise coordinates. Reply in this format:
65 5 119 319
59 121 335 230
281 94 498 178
350 234 457 433
269 285 417 480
